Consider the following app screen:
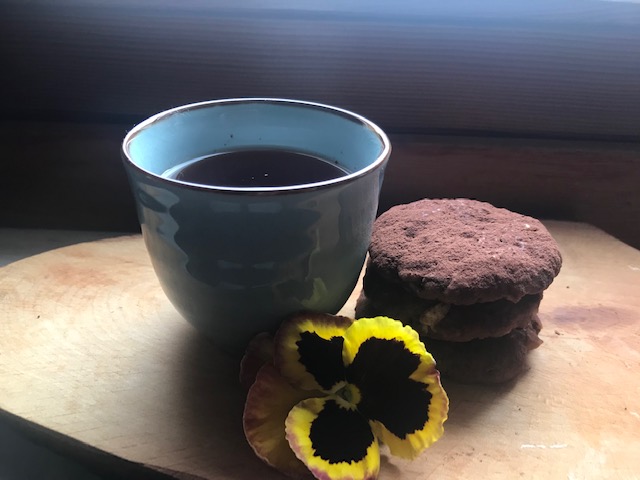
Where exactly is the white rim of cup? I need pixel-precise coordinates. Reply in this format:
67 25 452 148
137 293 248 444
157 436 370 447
122 98 391 195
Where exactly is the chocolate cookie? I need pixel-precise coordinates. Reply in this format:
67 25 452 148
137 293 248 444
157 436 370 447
422 317 544 384
369 198 562 305
355 280 542 342
356 293 543 383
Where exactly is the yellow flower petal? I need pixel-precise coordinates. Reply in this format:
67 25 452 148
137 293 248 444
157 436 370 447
343 316 432 367
274 312 353 392
286 396 379 480
343 316 448 459
243 364 315 477
369 371 448 459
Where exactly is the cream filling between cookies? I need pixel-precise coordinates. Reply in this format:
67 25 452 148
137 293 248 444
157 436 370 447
418 303 451 332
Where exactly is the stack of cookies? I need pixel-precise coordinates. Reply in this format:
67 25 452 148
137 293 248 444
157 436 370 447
355 198 562 384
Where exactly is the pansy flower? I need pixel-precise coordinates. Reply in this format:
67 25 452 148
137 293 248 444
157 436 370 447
242 313 449 480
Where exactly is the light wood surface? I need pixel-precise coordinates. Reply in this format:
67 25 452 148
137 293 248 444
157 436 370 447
1 221 639 479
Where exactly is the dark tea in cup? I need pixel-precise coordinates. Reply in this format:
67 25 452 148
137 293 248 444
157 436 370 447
163 149 348 188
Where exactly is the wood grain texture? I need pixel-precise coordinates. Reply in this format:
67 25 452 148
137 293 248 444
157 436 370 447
2 120 639 249
381 135 640 250
0 221 639 479
0 121 139 233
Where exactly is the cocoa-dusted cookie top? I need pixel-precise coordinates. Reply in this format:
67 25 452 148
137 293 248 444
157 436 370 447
369 198 562 304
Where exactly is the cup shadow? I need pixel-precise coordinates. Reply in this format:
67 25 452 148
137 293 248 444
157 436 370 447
168 327 285 480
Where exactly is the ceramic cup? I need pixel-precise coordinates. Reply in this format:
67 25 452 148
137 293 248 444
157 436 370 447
122 98 391 352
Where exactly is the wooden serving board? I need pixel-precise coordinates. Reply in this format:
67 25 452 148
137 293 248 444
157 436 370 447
1 221 639 479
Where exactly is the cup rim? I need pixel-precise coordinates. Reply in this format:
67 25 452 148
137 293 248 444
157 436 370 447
122 98 391 195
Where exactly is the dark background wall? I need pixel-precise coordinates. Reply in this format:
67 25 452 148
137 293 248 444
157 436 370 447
2 0 639 247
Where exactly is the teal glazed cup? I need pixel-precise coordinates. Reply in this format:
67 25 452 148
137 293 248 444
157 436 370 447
122 98 391 352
